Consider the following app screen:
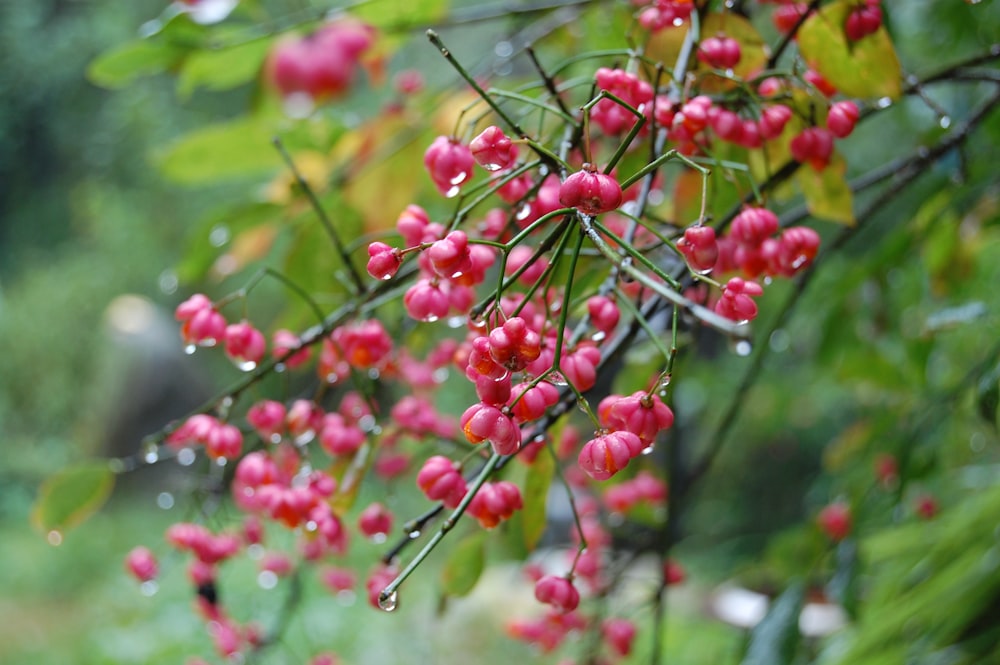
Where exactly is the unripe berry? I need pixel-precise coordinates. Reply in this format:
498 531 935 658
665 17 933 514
558 165 623 215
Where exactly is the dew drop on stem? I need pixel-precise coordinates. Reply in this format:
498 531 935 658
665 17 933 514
378 590 399 612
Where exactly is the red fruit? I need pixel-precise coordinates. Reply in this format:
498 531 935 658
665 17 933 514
358 502 394 539
845 4 882 41
395 204 431 246
730 206 779 248
558 165 623 215
577 430 644 481
534 575 580 612
509 381 560 422
772 3 811 33
428 230 473 279
664 559 686 585
468 481 523 528
817 502 852 541
697 35 742 69
915 494 939 520
804 69 838 97
488 317 542 371
714 277 764 322
403 279 450 322
603 618 637 657
366 242 401 280
826 100 860 138
460 402 521 455
272 329 311 368
424 136 475 198
587 295 621 334
224 320 266 369
790 127 835 170
775 226 821 275
469 125 516 172
416 456 467 508
677 225 719 273
874 453 898 488
559 343 602 392
125 546 158 582
599 391 675 444
711 108 745 144
758 104 793 140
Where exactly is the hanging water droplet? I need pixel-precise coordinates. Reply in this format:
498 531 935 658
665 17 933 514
481 162 504 172
184 344 197 355
236 359 257 372
734 340 753 356
939 116 952 128
422 313 441 323
269 433 282 445
143 443 159 464
294 430 316 445
209 225 230 247
247 543 264 559
378 590 399 612
47 530 63 546
446 316 465 329
672 17 684 26
408 529 422 540
274 362 287 373
641 444 655 456
368 368 381 380
156 492 174 510
445 185 460 199
876 96 892 109
358 414 377 432
283 92 316 119
177 448 197 466
696 266 714 276
371 533 388 545
139 580 159 597
547 372 568 386
258 570 279 590
515 202 532 221
591 331 607 343
432 367 449 384
449 172 468 186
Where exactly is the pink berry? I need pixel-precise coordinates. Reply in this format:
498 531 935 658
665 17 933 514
560 343 602 392
488 317 542 371
790 127 835 170
272 329 311 368
424 136 475 198
697 35 741 69
772 3 811 33
915 493 939 520
416 456 467 508
826 100 860 138
224 321 266 369
599 391 675 444
758 104 793 140
125 546 158 582
396 204 431 247
730 207 779 248
677 225 719 273
587 295 621 334
817 502 852 541
468 480 523 528
714 277 764 322
460 402 521 455
664 559 686 585
366 242 401 280
578 430 644 481
558 165 623 215
509 381 560 422
603 618 637 657
804 69 837 97
358 502 394 539
534 575 580 612
469 125 516 172
428 230 473 279
403 279 450 322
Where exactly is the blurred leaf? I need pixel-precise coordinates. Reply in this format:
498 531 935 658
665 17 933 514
87 40 182 89
353 0 450 28
827 539 860 618
177 38 273 98
440 531 486 597
798 1 902 100
823 420 872 472
157 116 286 183
738 581 805 665
976 361 1000 428
176 202 283 282
697 12 768 92
31 461 115 533
521 444 555 551
796 153 855 225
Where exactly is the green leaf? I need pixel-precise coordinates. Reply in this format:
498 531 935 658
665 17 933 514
797 1 902 100
31 462 115 533
87 40 182 89
352 0 450 29
440 531 486 597
976 361 1000 428
177 38 273 99
157 116 284 184
739 581 805 665
796 153 855 225
827 539 860 618
521 444 555 551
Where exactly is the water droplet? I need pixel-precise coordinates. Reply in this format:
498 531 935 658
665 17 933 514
696 267 714 276
184 344 197 355
283 92 316 119
408 530 422 539
269 433 282 445
547 372 568 386
494 41 513 58
294 430 316 445
156 492 175 510
258 570 279 590
769 329 791 353
378 590 399 612
359 414 377 432
371 533 388 544
432 367 449 383
734 340 753 356
876 96 892 109
140 580 159 596
445 185 461 199
305 520 318 532
274 362 287 373
247 543 264 559
672 16 684 26
177 448 197 466
209 225 230 247
421 314 441 323
368 368 381 380
481 162 504 172
236 359 257 372
47 530 63 546
591 331 607 343
939 116 951 129
215 457 228 467
144 444 159 464
447 316 466 329
641 444 655 456
515 203 532 221
158 270 178 295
